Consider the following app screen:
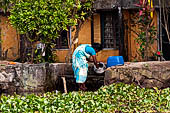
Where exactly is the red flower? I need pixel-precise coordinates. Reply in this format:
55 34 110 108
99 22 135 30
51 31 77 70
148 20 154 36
157 51 161 55
139 10 143 16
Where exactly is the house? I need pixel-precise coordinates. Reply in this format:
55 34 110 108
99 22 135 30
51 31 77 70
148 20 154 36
55 0 170 62
0 0 170 63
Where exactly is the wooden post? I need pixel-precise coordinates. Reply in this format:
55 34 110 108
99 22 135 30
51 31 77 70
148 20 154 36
61 77 67 93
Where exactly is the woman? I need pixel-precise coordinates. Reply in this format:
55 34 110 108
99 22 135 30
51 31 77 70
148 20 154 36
72 43 102 91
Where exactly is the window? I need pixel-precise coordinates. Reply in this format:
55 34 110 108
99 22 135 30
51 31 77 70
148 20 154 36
101 11 119 49
55 30 69 49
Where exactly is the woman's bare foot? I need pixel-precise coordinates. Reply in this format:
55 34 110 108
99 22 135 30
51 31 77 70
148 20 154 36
78 83 87 91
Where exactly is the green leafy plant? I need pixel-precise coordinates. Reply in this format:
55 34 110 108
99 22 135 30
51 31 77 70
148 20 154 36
0 0 11 14
1 83 170 112
130 0 157 61
8 0 94 63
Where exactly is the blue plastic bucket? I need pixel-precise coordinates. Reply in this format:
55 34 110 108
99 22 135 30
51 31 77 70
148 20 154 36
107 56 124 67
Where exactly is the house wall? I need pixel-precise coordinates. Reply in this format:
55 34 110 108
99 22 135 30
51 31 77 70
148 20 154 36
0 16 20 61
54 49 70 63
93 14 101 43
78 19 92 44
123 10 158 61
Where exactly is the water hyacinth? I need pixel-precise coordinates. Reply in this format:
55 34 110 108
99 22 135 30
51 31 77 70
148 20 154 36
0 83 170 112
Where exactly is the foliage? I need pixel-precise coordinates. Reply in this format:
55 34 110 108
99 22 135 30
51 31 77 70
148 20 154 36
0 0 11 14
1 83 170 112
8 0 93 63
132 0 157 61
154 50 163 57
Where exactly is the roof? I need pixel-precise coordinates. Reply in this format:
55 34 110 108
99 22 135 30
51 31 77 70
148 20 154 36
93 0 170 10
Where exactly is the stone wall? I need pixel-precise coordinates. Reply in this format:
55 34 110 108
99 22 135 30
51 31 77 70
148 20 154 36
1 61 169 94
0 62 57 93
105 61 170 89
0 61 104 93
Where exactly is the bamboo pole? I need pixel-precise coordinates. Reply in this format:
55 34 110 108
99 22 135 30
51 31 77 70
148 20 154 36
61 77 67 93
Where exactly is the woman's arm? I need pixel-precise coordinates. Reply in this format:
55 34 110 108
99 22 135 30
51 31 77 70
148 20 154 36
87 56 93 62
91 55 99 68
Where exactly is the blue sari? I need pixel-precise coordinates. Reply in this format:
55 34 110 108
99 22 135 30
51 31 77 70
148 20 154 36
72 44 91 83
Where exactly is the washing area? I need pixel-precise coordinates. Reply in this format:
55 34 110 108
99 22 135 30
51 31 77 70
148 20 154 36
57 56 125 92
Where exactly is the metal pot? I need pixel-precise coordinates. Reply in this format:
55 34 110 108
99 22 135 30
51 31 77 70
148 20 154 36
93 62 106 74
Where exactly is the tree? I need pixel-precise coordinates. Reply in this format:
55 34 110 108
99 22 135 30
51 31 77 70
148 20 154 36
8 0 93 63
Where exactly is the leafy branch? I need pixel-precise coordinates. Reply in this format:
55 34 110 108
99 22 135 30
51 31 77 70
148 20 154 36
7 0 94 63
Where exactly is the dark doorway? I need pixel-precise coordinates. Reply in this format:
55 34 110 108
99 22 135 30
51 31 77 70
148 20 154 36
162 14 170 61
0 28 1 59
